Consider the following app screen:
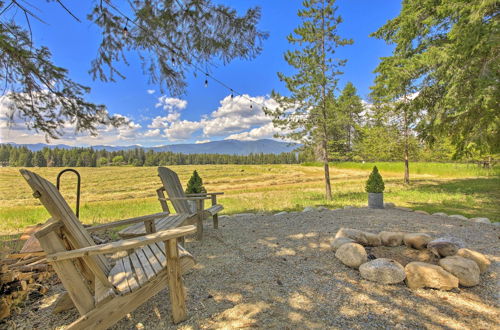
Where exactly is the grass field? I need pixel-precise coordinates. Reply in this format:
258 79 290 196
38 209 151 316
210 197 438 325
1 162 499 235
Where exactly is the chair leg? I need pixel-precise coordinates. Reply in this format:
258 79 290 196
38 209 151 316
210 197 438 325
165 239 187 324
212 214 218 229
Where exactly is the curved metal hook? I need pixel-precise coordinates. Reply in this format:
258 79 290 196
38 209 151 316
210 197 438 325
56 169 81 218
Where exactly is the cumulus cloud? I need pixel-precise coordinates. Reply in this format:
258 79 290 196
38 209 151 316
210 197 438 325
144 129 161 137
155 96 187 112
147 89 156 95
225 123 280 141
195 139 210 144
163 120 202 141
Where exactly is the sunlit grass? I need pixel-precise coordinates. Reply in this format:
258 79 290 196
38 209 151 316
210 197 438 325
0 163 498 234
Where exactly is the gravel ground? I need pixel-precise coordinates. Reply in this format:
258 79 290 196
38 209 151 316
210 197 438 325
4 208 499 329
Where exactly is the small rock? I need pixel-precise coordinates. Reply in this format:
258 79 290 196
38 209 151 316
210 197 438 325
343 205 355 209
233 213 254 217
432 212 448 217
274 211 288 216
379 231 404 247
427 239 459 257
492 222 500 227
359 258 406 284
456 248 491 273
364 232 382 247
414 210 430 215
302 206 316 212
335 243 367 268
405 262 459 290
449 214 468 220
317 206 329 211
470 217 491 224
384 202 395 208
404 233 432 250
439 256 480 287
395 207 413 212
331 237 355 251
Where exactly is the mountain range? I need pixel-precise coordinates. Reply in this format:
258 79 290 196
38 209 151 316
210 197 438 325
4 139 299 155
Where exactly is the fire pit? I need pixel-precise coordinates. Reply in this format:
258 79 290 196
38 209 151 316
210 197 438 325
332 228 491 290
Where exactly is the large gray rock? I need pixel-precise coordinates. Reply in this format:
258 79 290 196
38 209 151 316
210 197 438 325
405 262 459 290
331 237 354 251
274 211 288 216
364 232 382 247
439 256 480 287
335 243 367 269
302 206 316 212
456 248 491 273
427 238 460 257
379 231 404 247
359 258 406 284
335 228 368 245
335 228 379 246
470 217 491 224
403 233 432 250
432 212 448 217
414 210 430 215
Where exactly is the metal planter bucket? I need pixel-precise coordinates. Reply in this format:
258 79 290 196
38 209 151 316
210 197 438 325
368 192 384 209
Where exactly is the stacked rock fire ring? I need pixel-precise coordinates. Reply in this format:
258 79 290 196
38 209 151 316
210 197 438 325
332 228 491 290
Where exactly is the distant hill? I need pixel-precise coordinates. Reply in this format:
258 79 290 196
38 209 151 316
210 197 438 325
4 139 299 155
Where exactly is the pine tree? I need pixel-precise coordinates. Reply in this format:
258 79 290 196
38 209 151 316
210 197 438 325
371 0 498 158
185 171 206 194
267 0 352 200
33 151 47 167
0 1 267 139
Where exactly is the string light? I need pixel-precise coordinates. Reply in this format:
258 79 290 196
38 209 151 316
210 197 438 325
101 1 273 111
123 18 129 37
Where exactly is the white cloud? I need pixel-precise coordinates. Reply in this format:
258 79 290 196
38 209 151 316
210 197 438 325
147 89 156 95
225 123 280 141
144 129 161 137
195 139 210 144
201 95 278 138
163 120 202 141
155 96 187 112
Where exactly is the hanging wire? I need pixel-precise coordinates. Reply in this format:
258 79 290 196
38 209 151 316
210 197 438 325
99 0 273 111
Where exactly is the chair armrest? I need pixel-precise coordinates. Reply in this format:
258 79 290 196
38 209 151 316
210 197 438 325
86 212 172 233
185 192 224 196
46 225 197 262
160 196 211 201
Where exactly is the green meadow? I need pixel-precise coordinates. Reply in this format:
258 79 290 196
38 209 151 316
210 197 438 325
0 162 498 235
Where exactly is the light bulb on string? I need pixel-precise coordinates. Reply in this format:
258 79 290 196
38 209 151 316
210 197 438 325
123 18 129 37
204 74 208 87
230 90 234 99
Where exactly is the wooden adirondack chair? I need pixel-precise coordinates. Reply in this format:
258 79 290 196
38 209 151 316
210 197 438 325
20 169 197 329
157 167 224 240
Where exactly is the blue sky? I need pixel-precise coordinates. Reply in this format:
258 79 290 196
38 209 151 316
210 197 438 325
0 0 401 146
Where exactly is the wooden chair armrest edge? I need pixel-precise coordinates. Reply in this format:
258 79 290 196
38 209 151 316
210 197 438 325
47 225 197 262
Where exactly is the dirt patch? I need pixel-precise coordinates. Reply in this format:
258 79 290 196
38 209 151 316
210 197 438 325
368 245 439 266
3 208 499 329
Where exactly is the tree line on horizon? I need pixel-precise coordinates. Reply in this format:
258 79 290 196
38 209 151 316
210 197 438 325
0 137 480 168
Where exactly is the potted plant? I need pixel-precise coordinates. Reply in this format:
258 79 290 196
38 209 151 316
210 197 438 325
185 170 206 212
365 166 385 209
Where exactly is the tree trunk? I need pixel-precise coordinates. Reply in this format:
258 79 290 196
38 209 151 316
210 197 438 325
320 2 332 201
322 140 332 200
404 146 410 184
403 106 410 184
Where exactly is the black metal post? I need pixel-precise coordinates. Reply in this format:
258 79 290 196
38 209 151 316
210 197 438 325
56 169 81 218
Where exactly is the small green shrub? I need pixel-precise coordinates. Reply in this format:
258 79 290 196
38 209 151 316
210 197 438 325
185 170 207 194
365 166 385 193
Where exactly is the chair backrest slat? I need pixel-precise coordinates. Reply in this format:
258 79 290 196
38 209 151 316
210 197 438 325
157 167 192 214
20 169 110 276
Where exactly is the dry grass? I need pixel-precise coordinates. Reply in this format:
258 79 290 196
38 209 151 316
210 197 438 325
0 164 499 235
